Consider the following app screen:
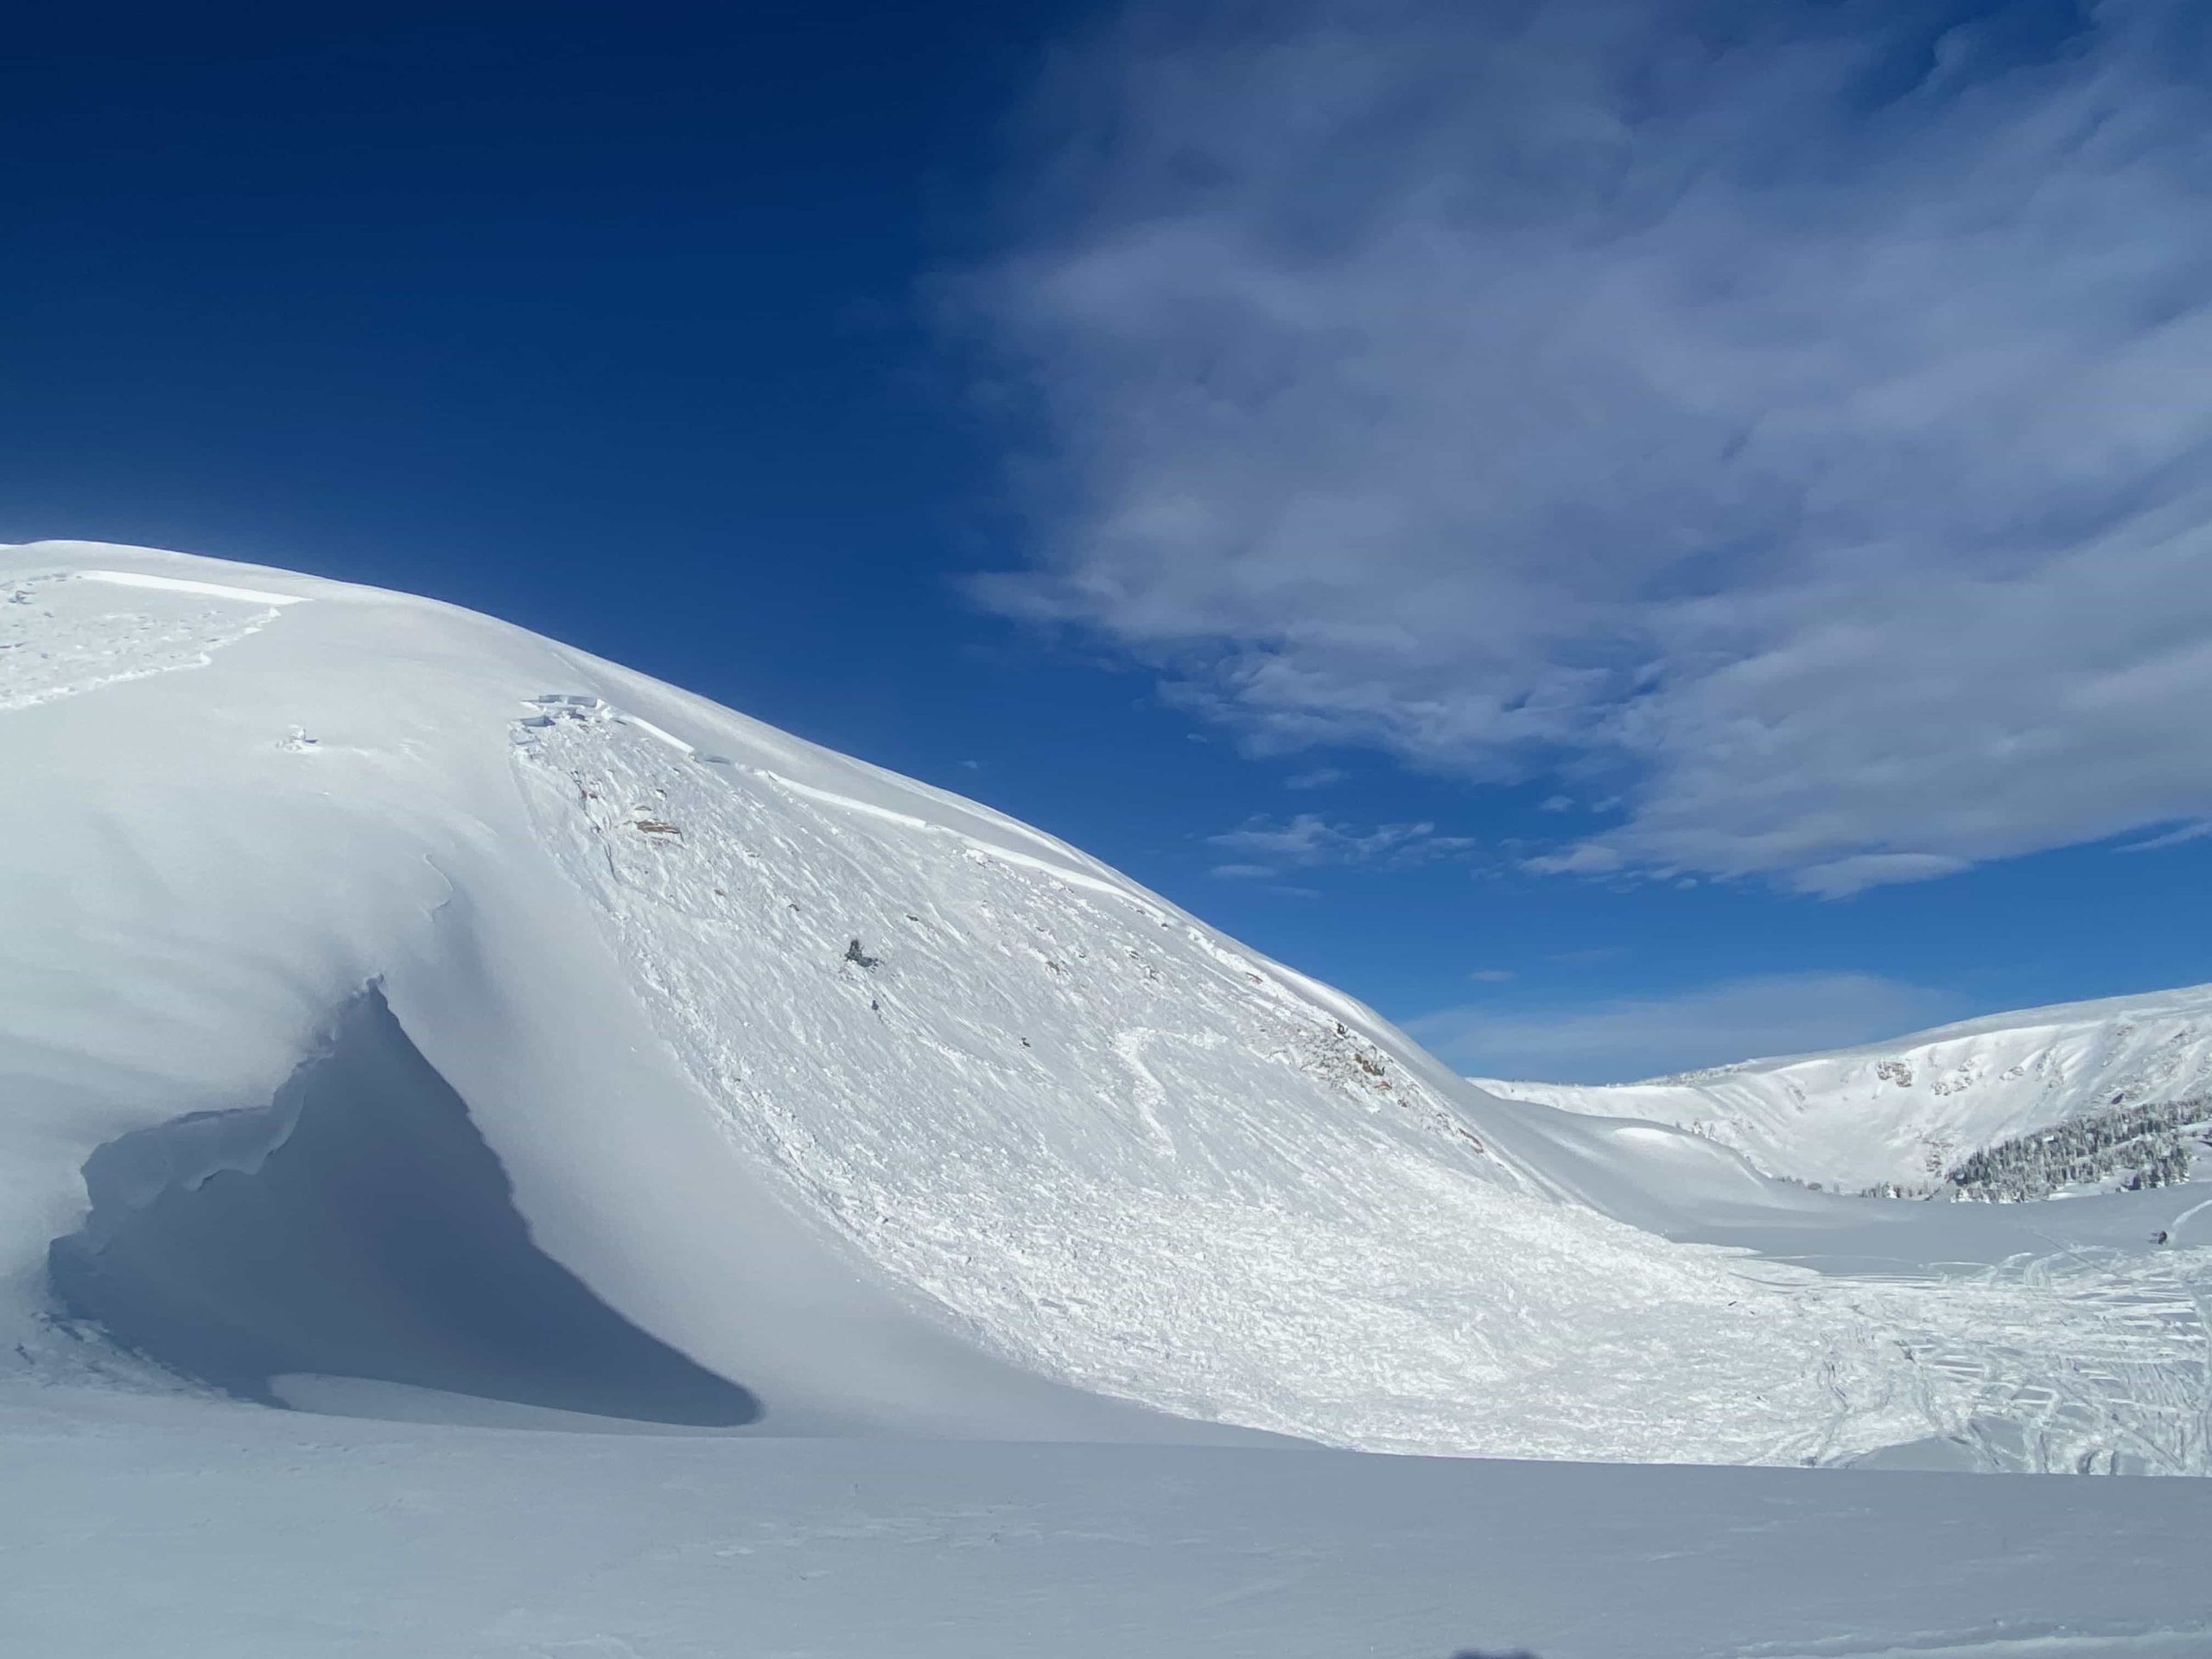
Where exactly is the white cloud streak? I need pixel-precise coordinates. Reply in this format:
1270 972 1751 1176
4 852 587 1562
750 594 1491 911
2117 817 2212 854
976 0 2212 894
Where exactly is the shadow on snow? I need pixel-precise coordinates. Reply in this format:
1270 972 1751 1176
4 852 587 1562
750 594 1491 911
48 985 760 1428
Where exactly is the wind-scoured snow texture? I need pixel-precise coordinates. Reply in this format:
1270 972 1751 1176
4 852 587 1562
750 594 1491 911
509 697 1914 1459
3 539 2210 1471
505 697 2212 1468
0 545 1263 1448
1477 982 2212 1192
0 568 297 712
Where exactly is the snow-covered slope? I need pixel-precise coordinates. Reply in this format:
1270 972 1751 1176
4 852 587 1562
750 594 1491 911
1474 984 2212 1193
7 540 2212 1475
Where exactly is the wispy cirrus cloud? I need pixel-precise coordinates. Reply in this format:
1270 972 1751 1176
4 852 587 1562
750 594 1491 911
975 0 2212 897
1207 811 1475 877
2117 818 2212 854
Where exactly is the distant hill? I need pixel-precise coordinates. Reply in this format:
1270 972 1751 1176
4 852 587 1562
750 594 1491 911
1474 983 2212 1192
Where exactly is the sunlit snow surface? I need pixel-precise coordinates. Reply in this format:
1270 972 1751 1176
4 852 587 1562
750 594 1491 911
1476 985 2212 1192
505 662 2212 1469
8 1385 2212 1659
9 542 2212 1656
0 566 294 712
3 542 2209 1475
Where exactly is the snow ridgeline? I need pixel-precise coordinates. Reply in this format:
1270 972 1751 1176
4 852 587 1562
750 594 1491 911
1476 982 2212 1194
6 540 2212 1472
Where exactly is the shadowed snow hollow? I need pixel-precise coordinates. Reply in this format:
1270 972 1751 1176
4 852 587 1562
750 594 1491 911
48 988 760 1427
5 540 2210 1470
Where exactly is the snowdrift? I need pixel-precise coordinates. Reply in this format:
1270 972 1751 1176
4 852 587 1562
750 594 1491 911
6 541 2209 1471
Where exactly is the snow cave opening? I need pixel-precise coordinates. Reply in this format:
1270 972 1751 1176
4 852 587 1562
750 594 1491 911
47 986 760 1427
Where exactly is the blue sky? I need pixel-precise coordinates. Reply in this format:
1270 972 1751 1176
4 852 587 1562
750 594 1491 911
7 0 2210 1081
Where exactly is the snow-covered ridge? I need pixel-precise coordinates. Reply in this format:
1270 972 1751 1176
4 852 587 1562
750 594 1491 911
1473 982 2212 1192
8 540 2212 1473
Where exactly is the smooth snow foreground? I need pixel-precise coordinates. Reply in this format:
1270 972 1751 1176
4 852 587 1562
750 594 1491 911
7 542 2212 1658
10 1386 2212 1659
